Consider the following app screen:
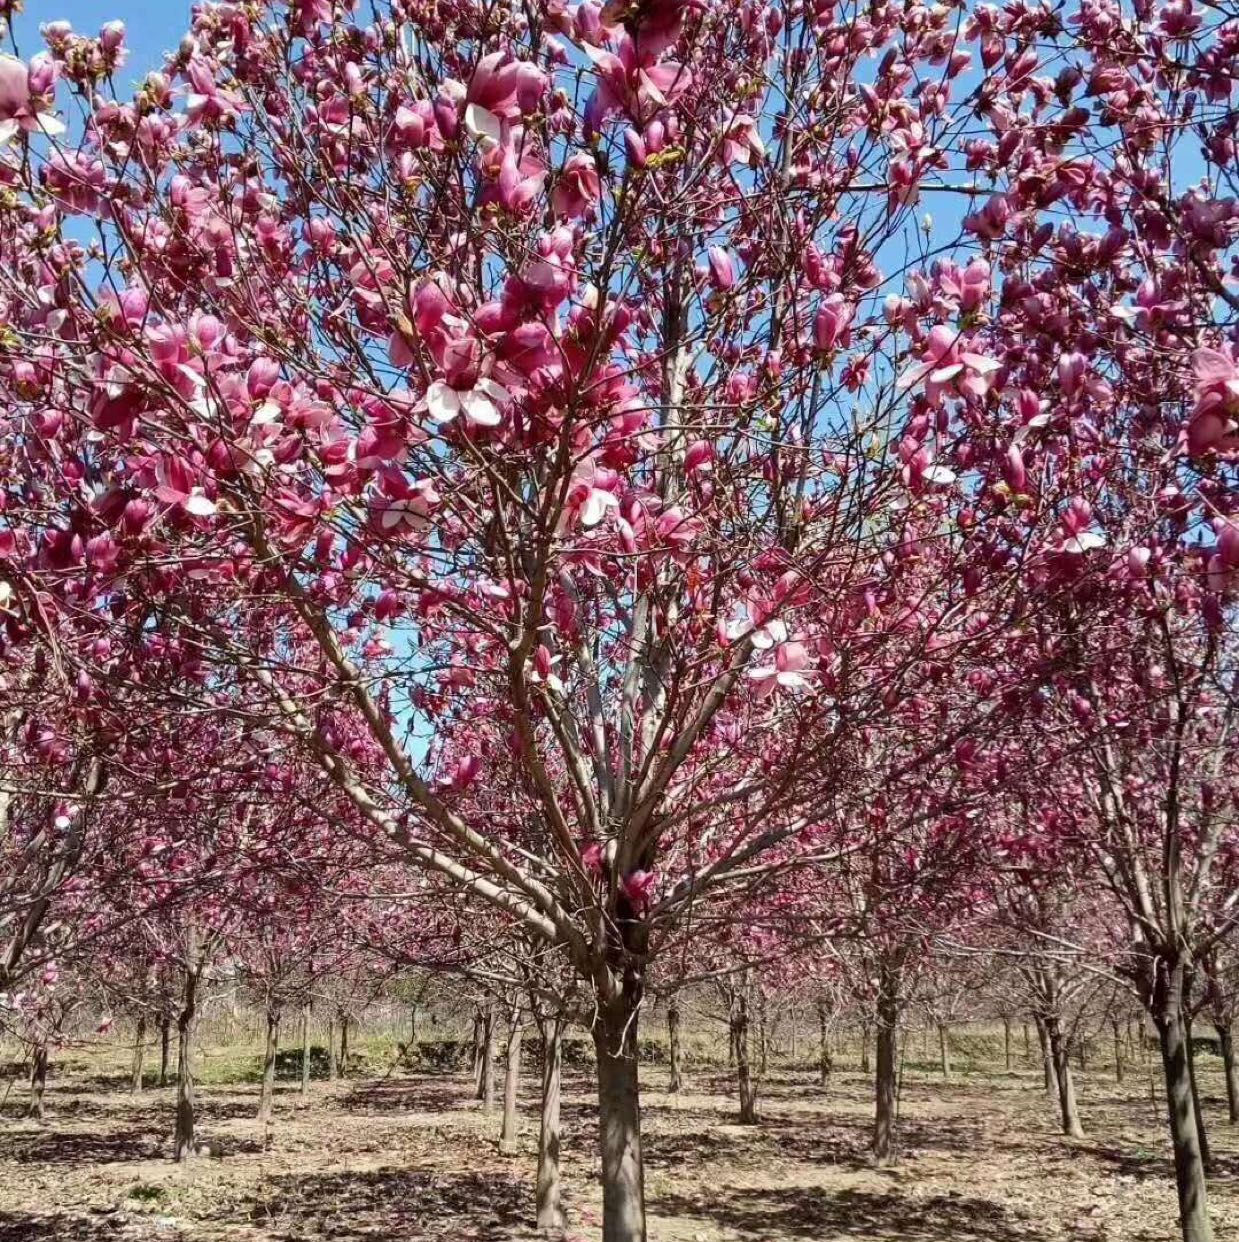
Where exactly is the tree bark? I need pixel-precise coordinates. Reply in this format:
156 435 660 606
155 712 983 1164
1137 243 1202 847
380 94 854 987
482 1003 496 1113
873 961 900 1164
159 1013 171 1088
667 1001 683 1093
300 1003 311 1095
817 1001 832 1088
1152 961 1214 1242
131 1015 147 1094
174 964 199 1161
732 989 757 1124
536 1016 565 1233
1034 1013 1057 1098
27 1042 48 1120
594 992 646 1242
1217 1022 1238 1125
1184 1015 1213 1175
259 1003 280 1129
500 1017 523 1152
1045 1016 1084 1138
938 1022 951 1080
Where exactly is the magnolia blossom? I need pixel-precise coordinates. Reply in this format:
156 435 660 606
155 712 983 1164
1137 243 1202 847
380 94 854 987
564 460 621 528
1187 347 1239 457
900 325 1002 403
748 640 814 698
0 54 65 145
425 377 509 427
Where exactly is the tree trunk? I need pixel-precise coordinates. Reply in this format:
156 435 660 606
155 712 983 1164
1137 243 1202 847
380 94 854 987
174 965 199 1161
338 1014 349 1077
1152 961 1214 1242
159 1013 171 1088
300 1003 311 1095
860 1020 871 1074
27 1042 48 1120
1023 1021 1031 1063
732 990 757 1124
667 1002 683 1093
131 1015 147 1094
536 1016 565 1233
1045 1016 1084 1138
594 993 646 1242
938 1022 951 1080
873 961 900 1164
1034 1013 1057 1097
817 1001 831 1088
1217 1022 1238 1125
500 1017 523 1152
327 1015 338 1080
1113 1020 1124 1084
409 1001 417 1049
259 1004 280 1129
472 1007 485 1096
1184 1015 1213 1175
482 1004 496 1112
1003 1016 1012 1071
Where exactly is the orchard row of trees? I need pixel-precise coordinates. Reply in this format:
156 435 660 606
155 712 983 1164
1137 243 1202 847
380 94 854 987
0 0 1237 1240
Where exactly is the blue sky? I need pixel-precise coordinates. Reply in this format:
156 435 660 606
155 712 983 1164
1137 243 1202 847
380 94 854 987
13 1 193 79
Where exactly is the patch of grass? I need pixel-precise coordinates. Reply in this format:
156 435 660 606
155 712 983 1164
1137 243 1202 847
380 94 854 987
126 1183 166 1204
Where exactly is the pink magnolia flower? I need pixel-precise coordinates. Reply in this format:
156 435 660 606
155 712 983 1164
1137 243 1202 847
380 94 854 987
552 153 602 218
564 460 621 529
620 869 659 911
583 37 692 128
0 54 65 145
720 111 765 165
748 639 814 699
1187 347 1239 457
900 325 1002 403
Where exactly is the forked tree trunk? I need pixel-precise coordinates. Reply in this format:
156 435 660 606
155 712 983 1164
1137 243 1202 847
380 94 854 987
536 1016 565 1233
732 990 757 1124
174 965 199 1161
817 1001 832 1088
131 1015 147 1094
159 1013 171 1087
667 1002 683 1093
938 1023 951 1080
259 1004 280 1129
1003 1016 1012 1071
327 1015 338 1080
1217 1022 1238 1125
300 1003 311 1095
594 991 646 1242
1045 1016 1084 1138
1113 1020 1124 1084
1183 1016 1212 1175
27 1042 48 1120
500 1017 523 1152
873 961 900 1164
1155 993 1214 1242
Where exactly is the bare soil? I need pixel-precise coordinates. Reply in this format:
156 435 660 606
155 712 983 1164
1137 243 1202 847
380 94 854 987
0 1044 1235 1241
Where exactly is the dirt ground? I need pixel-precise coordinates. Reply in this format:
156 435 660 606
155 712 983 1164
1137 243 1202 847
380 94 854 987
0 1039 1236 1242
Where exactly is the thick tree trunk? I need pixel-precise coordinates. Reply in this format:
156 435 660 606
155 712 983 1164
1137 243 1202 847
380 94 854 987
1184 1016 1212 1175
327 1015 338 1080
594 993 646 1242
131 1015 147 1094
259 1004 280 1129
174 966 199 1161
938 1022 951 1080
500 1018 523 1152
1003 1016 1012 1071
27 1042 48 1120
536 1016 565 1233
667 1002 683 1093
1045 1016 1084 1138
300 1003 311 1095
1152 963 1214 1242
1217 1022 1239 1125
732 990 757 1124
873 961 900 1164
482 1004 496 1113
1113 1020 1124 1084
159 1014 171 1088
817 1001 832 1088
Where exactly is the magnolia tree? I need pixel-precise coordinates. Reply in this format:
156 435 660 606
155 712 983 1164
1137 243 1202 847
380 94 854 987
1 0 1238 1239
